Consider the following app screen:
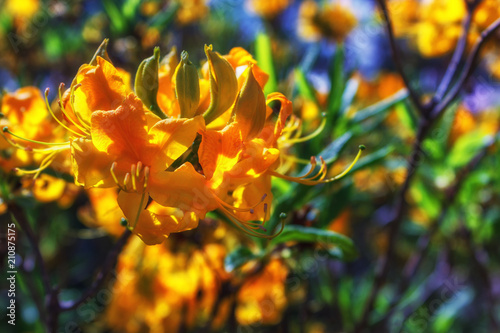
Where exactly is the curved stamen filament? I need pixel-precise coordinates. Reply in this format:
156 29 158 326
3 127 69 147
219 204 286 239
14 151 58 178
211 190 267 213
286 113 327 144
44 88 86 137
269 145 365 185
69 83 90 131
58 83 90 135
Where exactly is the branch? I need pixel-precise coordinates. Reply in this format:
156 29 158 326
376 0 425 115
354 121 430 332
59 228 132 311
9 204 51 295
432 17 500 118
430 10 474 107
372 135 497 328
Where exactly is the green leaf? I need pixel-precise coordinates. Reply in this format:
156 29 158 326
271 225 358 260
432 288 474 333
224 246 258 272
147 2 180 30
351 89 408 123
447 131 494 168
122 0 142 22
255 33 278 95
103 0 126 34
327 44 345 120
294 68 318 104
394 100 417 132
340 77 360 114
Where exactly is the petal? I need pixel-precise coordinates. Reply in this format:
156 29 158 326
225 139 280 188
148 115 205 171
133 204 199 245
232 174 273 223
198 123 243 181
91 93 149 160
148 163 217 217
70 138 116 188
76 57 127 113
266 92 292 138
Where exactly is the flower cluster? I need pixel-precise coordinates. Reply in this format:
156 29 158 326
1 40 362 245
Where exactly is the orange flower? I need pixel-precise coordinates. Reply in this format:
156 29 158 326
236 258 289 325
72 93 209 244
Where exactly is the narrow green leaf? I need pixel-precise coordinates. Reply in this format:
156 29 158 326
294 68 318 104
255 33 278 95
351 89 408 123
271 225 358 260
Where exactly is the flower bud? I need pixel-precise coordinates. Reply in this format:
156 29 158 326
174 51 200 118
203 44 238 124
232 66 266 141
89 39 112 66
135 47 166 119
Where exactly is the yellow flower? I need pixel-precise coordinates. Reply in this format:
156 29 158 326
248 0 291 19
298 0 357 42
236 259 289 325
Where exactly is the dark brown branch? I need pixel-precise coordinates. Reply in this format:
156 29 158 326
432 17 500 119
372 136 496 328
376 0 425 115
9 204 51 295
430 11 474 108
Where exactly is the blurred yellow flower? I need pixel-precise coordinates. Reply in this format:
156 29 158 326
298 0 357 42
248 0 291 19
236 258 288 325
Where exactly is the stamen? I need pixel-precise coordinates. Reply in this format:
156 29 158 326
58 83 90 135
69 83 90 130
218 204 286 239
44 88 85 136
136 161 143 178
131 164 137 191
269 145 366 185
3 127 68 146
210 190 267 212
123 173 131 192
286 113 327 144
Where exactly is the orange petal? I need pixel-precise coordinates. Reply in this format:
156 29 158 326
266 92 292 138
70 138 116 188
233 174 273 223
148 163 217 218
148 115 205 171
198 123 243 181
225 139 280 188
76 56 127 113
91 93 150 160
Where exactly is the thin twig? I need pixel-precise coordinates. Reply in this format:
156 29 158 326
376 0 425 115
59 228 132 311
373 137 496 328
432 17 500 119
9 204 51 295
430 11 474 108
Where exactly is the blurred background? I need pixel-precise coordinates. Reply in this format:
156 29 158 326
1 0 500 332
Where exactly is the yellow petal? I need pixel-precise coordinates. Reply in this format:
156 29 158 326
91 93 149 159
148 163 217 217
70 138 116 188
148 115 205 171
